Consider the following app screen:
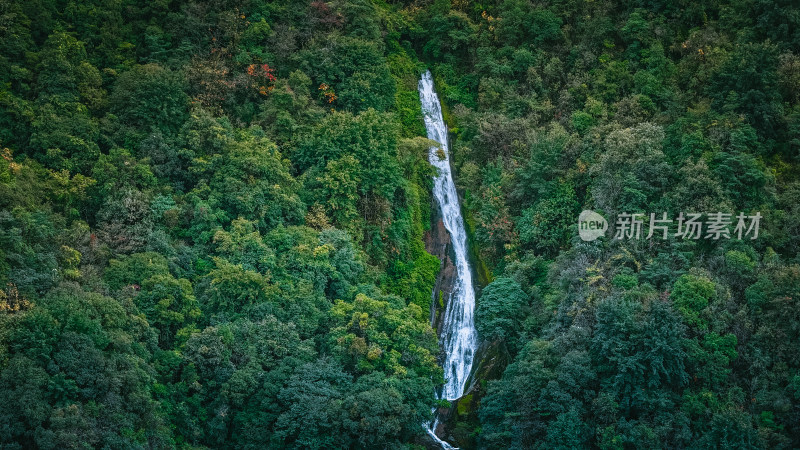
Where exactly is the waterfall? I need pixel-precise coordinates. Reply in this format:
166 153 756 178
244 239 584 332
419 70 479 447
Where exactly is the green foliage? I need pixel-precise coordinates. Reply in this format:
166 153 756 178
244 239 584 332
329 292 440 379
612 268 639 290
137 273 200 349
494 1 562 47
511 126 571 207
297 108 401 197
385 240 440 312
316 154 362 230
571 110 595 134
212 217 276 273
686 332 738 387
420 11 477 64
198 129 305 232
2 0 800 447
475 277 528 352
167 316 316 447
0 208 61 296
544 407 590 449
592 123 670 214
708 42 783 138
108 64 189 148
518 182 579 256
386 49 426 137
200 257 271 316
104 252 169 291
410 0 800 446
0 284 168 448
671 271 715 331
592 297 688 411
298 36 396 113
28 32 103 174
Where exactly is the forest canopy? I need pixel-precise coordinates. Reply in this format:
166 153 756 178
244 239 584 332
1 0 800 449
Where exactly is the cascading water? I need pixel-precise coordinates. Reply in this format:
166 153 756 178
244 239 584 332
419 70 478 448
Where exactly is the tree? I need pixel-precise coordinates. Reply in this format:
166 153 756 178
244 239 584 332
478 339 556 448
592 296 687 414
343 371 435 447
512 126 571 204
593 123 670 212
0 208 60 296
137 273 200 349
518 182 579 257
475 277 529 352
170 316 316 447
544 407 590 449
297 36 395 113
28 32 103 173
108 63 189 149
200 257 272 317
212 217 276 274
420 11 477 64
197 129 305 232
296 108 401 199
494 1 562 47
708 42 783 138
105 251 169 291
0 284 169 448
329 293 439 378
273 357 350 448
316 155 361 230
670 270 716 331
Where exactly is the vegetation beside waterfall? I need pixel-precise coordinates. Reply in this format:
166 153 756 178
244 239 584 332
1 0 800 448
422 1 800 448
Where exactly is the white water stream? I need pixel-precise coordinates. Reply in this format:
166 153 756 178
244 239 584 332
419 70 479 449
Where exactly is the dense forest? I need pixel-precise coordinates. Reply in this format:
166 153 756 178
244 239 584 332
1 0 799 448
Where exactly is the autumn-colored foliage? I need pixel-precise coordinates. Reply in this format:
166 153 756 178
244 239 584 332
319 83 337 103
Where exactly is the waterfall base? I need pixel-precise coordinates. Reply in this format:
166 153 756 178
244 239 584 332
425 418 457 450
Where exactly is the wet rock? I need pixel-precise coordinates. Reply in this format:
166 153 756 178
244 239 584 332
437 340 512 449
